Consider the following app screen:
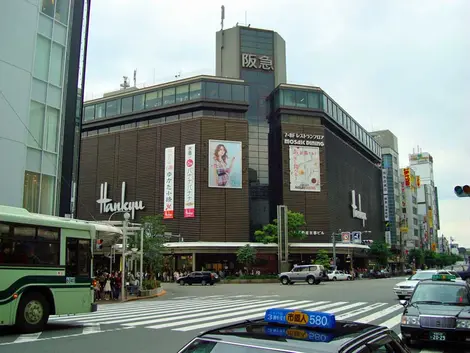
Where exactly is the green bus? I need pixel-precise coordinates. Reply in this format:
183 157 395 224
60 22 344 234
0 205 122 333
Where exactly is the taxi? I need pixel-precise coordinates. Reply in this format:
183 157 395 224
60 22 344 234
400 273 470 346
177 308 410 352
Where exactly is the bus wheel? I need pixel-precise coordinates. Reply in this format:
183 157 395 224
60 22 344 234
16 292 50 333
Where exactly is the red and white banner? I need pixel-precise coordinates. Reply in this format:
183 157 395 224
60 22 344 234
163 147 175 219
184 144 196 218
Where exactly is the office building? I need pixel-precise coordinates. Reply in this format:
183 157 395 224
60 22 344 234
370 130 401 248
399 167 421 250
0 0 91 216
78 25 385 271
409 150 440 249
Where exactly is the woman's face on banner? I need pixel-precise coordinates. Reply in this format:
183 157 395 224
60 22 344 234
217 145 226 157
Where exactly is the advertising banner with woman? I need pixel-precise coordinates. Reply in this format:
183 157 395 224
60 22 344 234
208 140 242 188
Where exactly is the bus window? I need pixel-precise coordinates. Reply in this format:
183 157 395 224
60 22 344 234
66 238 91 277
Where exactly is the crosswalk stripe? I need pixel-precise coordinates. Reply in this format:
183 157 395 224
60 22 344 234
82 324 101 334
157 300 320 331
51 299 247 321
128 299 308 327
378 313 403 329
95 299 280 325
336 302 387 320
13 333 41 343
325 302 367 313
356 304 402 323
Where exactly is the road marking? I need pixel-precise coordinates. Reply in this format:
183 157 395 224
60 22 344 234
378 313 402 329
171 301 327 332
0 327 133 346
336 302 387 320
325 302 367 313
132 299 303 327
13 333 41 343
82 323 101 334
356 304 402 323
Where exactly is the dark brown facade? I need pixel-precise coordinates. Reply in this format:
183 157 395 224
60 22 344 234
77 117 250 242
269 113 384 243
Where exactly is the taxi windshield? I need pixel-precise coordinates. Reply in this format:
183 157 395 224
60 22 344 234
411 284 470 305
409 272 435 280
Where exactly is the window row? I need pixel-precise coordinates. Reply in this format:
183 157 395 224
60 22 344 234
83 81 249 122
34 34 65 87
323 94 381 158
81 110 245 138
28 100 60 153
41 0 70 25
23 171 56 215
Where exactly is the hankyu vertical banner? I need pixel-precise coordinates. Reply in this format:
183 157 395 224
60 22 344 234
184 144 196 218
382 169 389 221
163 147 175 219
289 146 321 192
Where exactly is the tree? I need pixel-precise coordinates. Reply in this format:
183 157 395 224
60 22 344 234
236 244 257 271
313 249 331 268
254 211 307 244
128 215 166 277
407 248 424 267
368 241 392 267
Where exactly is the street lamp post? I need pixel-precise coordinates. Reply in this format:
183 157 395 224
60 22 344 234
121 212 130 301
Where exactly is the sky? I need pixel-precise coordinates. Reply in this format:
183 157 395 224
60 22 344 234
83 0 470 246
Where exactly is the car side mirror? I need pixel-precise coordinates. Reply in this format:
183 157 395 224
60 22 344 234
399 300 408 306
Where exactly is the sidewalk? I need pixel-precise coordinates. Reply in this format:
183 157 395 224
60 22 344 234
96 288 167 304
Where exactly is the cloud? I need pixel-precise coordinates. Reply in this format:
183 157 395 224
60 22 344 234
83 0 470 244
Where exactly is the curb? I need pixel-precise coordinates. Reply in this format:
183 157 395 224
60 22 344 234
125 289 167 301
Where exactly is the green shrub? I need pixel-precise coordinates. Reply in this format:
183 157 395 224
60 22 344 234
142 279 160 290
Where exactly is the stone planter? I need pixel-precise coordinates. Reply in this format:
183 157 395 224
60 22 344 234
139 287 161 297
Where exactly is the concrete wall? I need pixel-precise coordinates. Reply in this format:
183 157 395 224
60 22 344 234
215 27 240 79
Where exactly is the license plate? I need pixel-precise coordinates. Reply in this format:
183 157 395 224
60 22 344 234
429 332 446 341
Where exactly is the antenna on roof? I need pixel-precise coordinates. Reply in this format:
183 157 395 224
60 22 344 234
221 5 225 31
133 69 137 87
120 76 130 90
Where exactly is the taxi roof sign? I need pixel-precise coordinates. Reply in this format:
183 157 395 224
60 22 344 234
432 274 456 281
265 308 336 329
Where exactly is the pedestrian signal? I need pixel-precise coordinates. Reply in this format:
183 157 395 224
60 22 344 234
454 185 470 197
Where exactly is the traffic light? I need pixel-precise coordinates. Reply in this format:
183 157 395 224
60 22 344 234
454 185 470 197
96 239 103 250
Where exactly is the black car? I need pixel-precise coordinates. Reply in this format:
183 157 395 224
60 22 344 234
177 307 410 352
400 273 470 346
178 271 216 286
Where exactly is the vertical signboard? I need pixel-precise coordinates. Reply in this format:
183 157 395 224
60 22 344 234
184 144 195 218
289 146 321 192
163 147 175 219
341 232 351 243
382 169 389 222
403 168 411 187
417 176 421 188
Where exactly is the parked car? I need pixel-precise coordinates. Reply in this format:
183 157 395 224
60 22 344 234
178 271 216 286
327 270 352 281
278 264 325 285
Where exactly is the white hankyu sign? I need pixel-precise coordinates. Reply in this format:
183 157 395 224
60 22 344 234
241 53 274 71
351 190 367 227
97 182 145 219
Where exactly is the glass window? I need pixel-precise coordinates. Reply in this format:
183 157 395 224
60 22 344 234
55 0 69 24
205 82 218 99
282 90 295 106
162 87 175 105
189 82 202 100
39 174 55 215
180 112 192 120
133 94 145 111
41 0 55 17
105 99 120 117
307 92 320 108
95 103 105 118
232 84 245 101
219 83 231 100
50 43 64 86
28 101 45 149
121 97 133 114
327 99 332 115
84 105 94 121
175 85 189 103
44 107 59 152
23 171 40 213
137 120 148 127
66 238 91 277
109 125 121 132
295 90 307 108
34 35 51 81
98 128 109 134
166 115 178 122
145 90 162 109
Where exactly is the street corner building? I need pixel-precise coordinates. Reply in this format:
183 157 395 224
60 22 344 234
76 24 387 272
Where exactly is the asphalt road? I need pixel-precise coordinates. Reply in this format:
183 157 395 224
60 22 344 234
0 277 467 353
